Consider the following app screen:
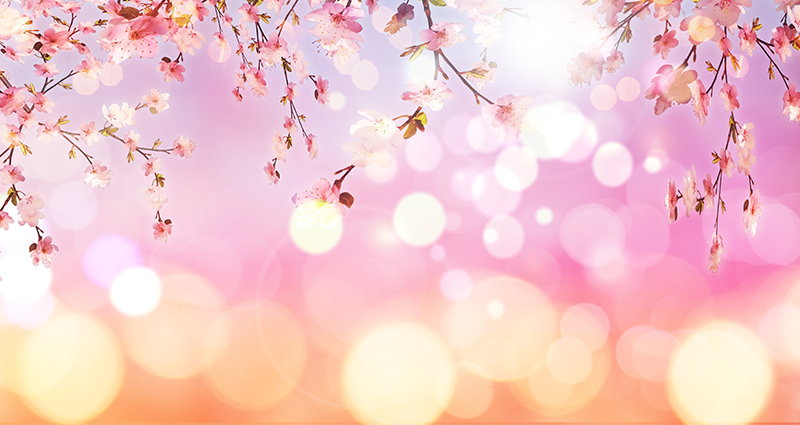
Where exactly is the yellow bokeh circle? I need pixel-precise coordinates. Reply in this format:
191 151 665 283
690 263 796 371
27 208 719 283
20 313 124 424
342 322 456 425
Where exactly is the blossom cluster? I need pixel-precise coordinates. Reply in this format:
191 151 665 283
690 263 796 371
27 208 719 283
573 0 798 272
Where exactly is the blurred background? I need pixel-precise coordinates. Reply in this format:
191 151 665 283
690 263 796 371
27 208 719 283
1 0 800 423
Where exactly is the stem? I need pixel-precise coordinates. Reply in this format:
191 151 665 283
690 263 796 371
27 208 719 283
438 51 494 104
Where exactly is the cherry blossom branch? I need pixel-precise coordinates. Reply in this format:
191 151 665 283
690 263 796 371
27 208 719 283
438 51 494 105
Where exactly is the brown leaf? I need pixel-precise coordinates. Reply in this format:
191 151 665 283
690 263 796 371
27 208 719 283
118 6 140 20
339 192 355 208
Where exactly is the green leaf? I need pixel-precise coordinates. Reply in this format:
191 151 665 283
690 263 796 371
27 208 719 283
429 0 447 6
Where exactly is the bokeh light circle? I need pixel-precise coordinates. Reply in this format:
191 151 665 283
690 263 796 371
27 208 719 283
48 181 99 230
440 269 473 301
289 207 344 254
560 204 625 267
99 62 123 86
483 215 525 259
521 101 586 160
123 273 228 379
342 322 456 425
616 77 641 102
536 207 553 225
20 313 124 424
352 60 379 91
109 267 162 316
0 252 53 304
208 38 231 63
546 336 594 384
590 84 617 111
471 170 521 216
560 303 609 351
442 276 560 382
205 303 307 411
72 74 99 96
405 132 443 173
668 322 773 425
82 234 142 288
592 142 633 187
494 145 539 192
393 192 446 247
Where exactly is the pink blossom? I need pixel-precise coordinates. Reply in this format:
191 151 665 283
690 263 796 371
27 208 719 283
158 60 186 82
343 110 400 168
654 0 681 20
30 93 53 113
708 233 724 273
703 173 715 209
236 3 259 23
292 177 346 229
273 130 288 162
683 167 698 217
315 78 330 106
84 160 114 188
645 64 697 115
172 135 194 158
743 190 762 236
283 116 297 135
0 164 25 185
75 54 103 79
245 68 267 97
482 94 533 142
285 83 299 102
289 45 309 83
739 24 757 56
696 0 752 27
653 29 679 59
123 130 140 152
305 3 364 62
603 49 625 74
783 83 800 122
771 25 795 63
17 192 45 227
143 186 168 210
98 16 168 63
567 47 605 86
78 22 95 34
401 79 456 111
264 161 280 185
420 21 466 51
464 61 497 91
102 102 136 127
717 35 732 57
719 149 735 177
1 87 28 116
37 120 60 143
80 122 100 145
152 220 173 243
690 79 711 125
0 212 12 230
171 27 206 55
0 124 24 148
142 157 161 177
257 32 288 67
17 111 37 129
737 123 756 175
306 134 318 160
31 236 58 268
33 62 59 78
598 0 625 26
665 179 679 223
143 88 170 112
719 83 739 112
